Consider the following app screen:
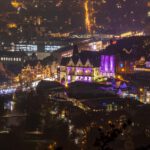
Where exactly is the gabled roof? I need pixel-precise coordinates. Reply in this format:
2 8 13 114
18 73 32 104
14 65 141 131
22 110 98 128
60 57 70 66
68 58 74 66
61 51 101 67
76 58 83 66
85 59 92 67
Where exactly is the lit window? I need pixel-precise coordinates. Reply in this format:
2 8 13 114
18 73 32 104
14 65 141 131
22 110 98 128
88 77 92 81
84 77 88 81
120 63 124 68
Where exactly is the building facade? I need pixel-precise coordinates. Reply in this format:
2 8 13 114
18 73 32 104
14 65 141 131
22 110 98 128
0 51 28 64
59 51 115 84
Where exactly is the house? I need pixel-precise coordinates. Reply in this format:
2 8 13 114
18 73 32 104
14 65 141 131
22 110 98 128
0 51 28 64
59 50 116 84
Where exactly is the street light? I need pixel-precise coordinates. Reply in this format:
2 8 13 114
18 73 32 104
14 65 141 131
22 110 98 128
139 88 144 92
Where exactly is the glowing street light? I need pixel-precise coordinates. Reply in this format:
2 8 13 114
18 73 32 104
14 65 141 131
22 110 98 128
7 23 17 29
11 1 22 8
139 88 144 92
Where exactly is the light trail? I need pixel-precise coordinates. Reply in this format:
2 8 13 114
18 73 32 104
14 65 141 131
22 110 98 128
84 0 91 33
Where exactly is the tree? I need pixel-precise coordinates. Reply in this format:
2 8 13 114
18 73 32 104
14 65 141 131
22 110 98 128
86 120 132 150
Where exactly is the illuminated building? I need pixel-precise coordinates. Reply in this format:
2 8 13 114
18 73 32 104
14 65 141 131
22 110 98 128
134 59 150 73
15 62 52 84
116 61 134 74
139 87 150 104
100 55 115 77
79 40 109 52
0 51 27 64
0 51 28 76
59 51 116 83
10 41 66 53
60 51 99 83
12 44 38 52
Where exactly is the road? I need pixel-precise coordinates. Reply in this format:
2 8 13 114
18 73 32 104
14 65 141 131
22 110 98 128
0 80 41 95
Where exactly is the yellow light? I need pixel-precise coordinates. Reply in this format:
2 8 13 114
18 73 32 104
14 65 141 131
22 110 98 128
84 0 91 33
108 120 112 124
11 1 22 8
7 23 17 29
121 31 132 38
65 83 68 88
117 75 121 79
121 68 125 72
139 88 144 92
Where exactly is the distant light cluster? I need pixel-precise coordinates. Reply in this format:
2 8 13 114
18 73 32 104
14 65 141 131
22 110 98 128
0 0 148 42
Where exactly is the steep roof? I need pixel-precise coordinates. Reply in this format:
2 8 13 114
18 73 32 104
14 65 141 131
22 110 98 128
60 57 70 66
61 51 101 67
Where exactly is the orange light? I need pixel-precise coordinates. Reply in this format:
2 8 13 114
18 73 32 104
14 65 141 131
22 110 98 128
121 68 125 72
84 0 91 33
7 23 17 29
11 1 22 8
65 83 68 88
117 75 121 79
139 88 144 92
108 120 112 124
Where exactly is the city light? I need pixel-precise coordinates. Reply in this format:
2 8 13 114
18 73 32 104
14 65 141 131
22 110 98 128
7 23 17 29
139 88 144 92
11 1 22 8
84 0 91 33
0 1 149 149
121 68 125 72
117 75 122 80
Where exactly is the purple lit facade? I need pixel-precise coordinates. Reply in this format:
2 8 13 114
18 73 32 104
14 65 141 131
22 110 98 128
60 54 116 84
101 55 115 77
67 67 93 83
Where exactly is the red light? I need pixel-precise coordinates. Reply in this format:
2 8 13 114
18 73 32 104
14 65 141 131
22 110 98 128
112 41 117 45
